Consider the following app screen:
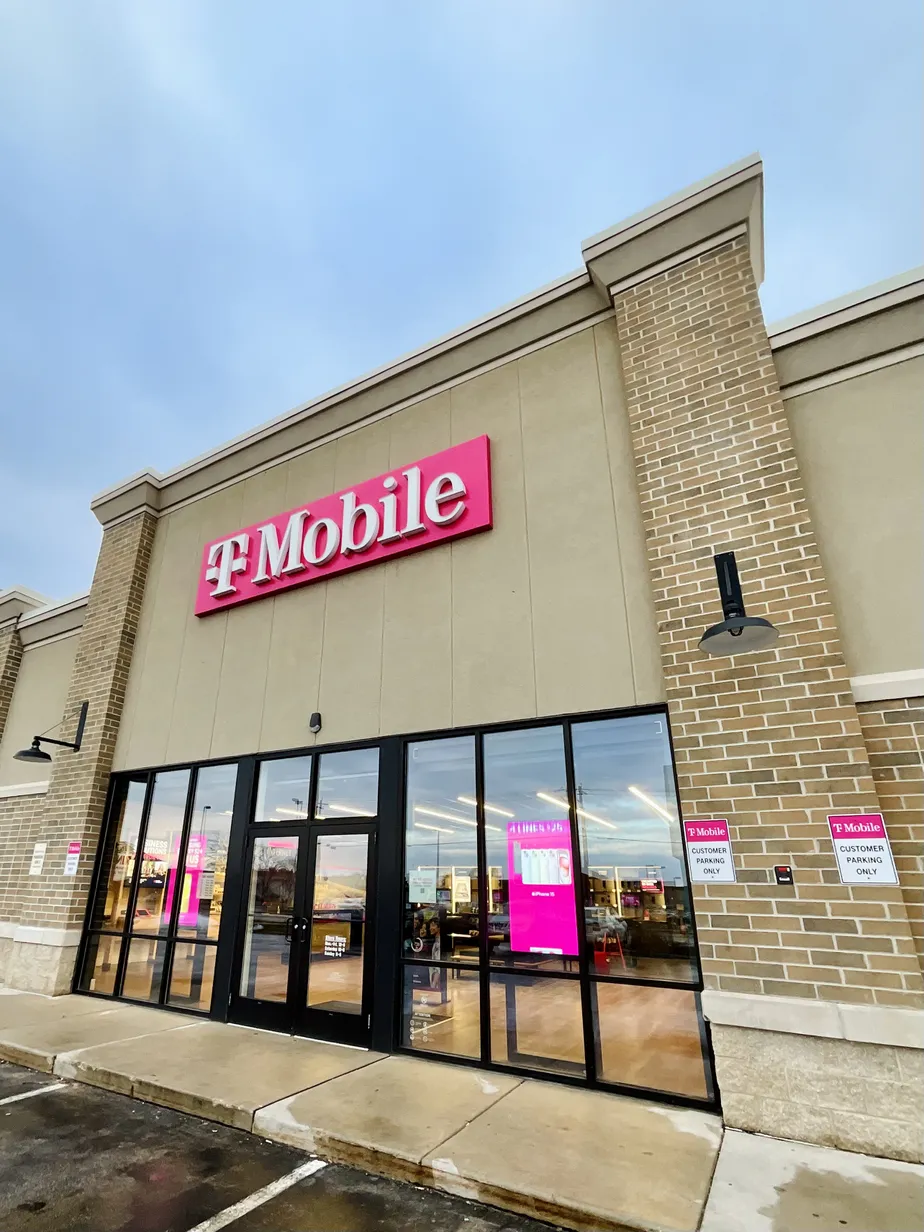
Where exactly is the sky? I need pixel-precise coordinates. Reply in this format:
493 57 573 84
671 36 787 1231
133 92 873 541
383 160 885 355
1 1 921 599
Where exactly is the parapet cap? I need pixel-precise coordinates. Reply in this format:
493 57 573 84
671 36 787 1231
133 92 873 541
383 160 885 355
92 156 766 530
581 154 764 300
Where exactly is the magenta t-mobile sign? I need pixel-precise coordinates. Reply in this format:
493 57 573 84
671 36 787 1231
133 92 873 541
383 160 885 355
507 820 578 956
195 435 493 615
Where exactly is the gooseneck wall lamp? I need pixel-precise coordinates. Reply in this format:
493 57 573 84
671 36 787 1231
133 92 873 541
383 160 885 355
698 552 779 656
14 700 89 764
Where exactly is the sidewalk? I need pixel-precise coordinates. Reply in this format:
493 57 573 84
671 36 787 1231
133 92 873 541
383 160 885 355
1 990 922 1232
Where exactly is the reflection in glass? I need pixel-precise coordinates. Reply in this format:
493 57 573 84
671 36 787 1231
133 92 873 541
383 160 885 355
572 716 696 983
315 748 379 818
122 937 168 1003
168 942 217 1012
254 756 312 823
402 962 480 1059
482 726 578 972
239 836 298 1001
404 738 480 966
92 778 147 930
132 770 191 935
593 983 708 1098
78 934 122 995
307 833 369 1015
489 973 585 1076
176 764 237 942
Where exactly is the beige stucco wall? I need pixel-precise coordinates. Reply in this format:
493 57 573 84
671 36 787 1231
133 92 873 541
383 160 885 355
0 634 80 786
785 355 924 678
112 320 663 771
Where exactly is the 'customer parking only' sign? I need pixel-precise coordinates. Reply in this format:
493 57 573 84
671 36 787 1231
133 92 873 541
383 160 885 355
828 814 898 885
683 819 737 883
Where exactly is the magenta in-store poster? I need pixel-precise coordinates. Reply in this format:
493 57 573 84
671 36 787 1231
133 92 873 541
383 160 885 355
506 820 578 956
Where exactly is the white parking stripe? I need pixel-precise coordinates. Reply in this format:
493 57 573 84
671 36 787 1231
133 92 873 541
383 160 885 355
0 1081 68 1106
184 1158 328 1232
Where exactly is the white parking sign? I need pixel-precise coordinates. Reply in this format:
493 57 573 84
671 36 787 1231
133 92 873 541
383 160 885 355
683 819 737 883
828 814 898 885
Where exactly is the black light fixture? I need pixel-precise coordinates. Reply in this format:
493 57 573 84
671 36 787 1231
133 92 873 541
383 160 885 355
699 552 779 656
14 701 89 763
309 711 322 734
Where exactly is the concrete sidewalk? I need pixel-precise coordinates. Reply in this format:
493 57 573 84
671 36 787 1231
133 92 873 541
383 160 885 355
1 990 922 1232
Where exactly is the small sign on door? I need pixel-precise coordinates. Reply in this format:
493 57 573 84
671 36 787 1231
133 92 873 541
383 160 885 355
828 814 898 885
683 819 737 883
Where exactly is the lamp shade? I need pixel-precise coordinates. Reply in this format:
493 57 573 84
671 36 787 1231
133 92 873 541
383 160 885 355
14 739 53 764
698 615 779 657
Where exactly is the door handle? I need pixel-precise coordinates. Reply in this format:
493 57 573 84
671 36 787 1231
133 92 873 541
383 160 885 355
298 917 310 937
284 917 295 944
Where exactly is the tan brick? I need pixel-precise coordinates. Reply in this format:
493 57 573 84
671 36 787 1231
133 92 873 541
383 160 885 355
613 238 922 1007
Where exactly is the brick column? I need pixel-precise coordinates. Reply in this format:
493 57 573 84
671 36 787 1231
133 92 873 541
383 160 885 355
0 623 24 743
7 512 156 993
611 235 923 1012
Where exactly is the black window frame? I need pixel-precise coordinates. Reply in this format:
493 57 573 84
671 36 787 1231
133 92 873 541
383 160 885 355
395 702 717 1111
75 703 717 1111
76 761 240 1014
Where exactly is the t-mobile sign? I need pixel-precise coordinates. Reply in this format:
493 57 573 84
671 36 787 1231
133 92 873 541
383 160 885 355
195 436 492 615
828 814 898 885
507 820 578 956
683 818 737 883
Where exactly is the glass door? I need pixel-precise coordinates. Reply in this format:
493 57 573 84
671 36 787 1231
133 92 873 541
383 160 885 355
294 825 375 1047
229 824 375 1045
230 832 305 1031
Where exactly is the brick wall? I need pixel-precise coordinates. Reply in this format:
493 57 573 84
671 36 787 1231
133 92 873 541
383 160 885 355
611 236 923 1010
13 512 156 936
858 697 924 976
0 792 46 927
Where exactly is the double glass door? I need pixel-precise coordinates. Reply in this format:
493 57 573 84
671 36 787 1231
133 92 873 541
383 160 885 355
231 823 375 1046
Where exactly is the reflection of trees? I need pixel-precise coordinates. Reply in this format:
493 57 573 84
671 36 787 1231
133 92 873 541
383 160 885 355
251 844 297 912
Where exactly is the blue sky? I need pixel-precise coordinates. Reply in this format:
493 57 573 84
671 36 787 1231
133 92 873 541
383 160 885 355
1 1 921 598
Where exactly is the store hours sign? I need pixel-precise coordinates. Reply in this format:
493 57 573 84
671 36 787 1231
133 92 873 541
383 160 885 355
828 814 898 885
195 436 492 615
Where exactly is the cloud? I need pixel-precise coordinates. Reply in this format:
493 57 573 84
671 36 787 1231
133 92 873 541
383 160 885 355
0 1 920 595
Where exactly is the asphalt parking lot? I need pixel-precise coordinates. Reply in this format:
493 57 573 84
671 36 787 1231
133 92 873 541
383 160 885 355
0 1062 558 1232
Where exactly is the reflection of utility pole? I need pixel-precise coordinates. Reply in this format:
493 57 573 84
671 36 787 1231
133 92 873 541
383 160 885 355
575 784 588 864
292 797 304 815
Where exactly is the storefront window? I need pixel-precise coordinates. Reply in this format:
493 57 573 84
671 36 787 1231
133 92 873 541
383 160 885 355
592 983 708 1099
80 761 238 1014
132 769 190 935
400 711 713 1106
168 942 218 1012
489 973 584 1077
77 933 122 996
122 937 168 1003
254 755 312 822
402 963 481 1059
403 737 479 964
571 715 696 984
315 747 379 818
482 726 577 974
400 736 481 1060
176 764 236 942
90 777 146 931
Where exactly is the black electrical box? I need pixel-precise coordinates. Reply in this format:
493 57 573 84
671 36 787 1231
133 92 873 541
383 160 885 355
774 865 794 885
